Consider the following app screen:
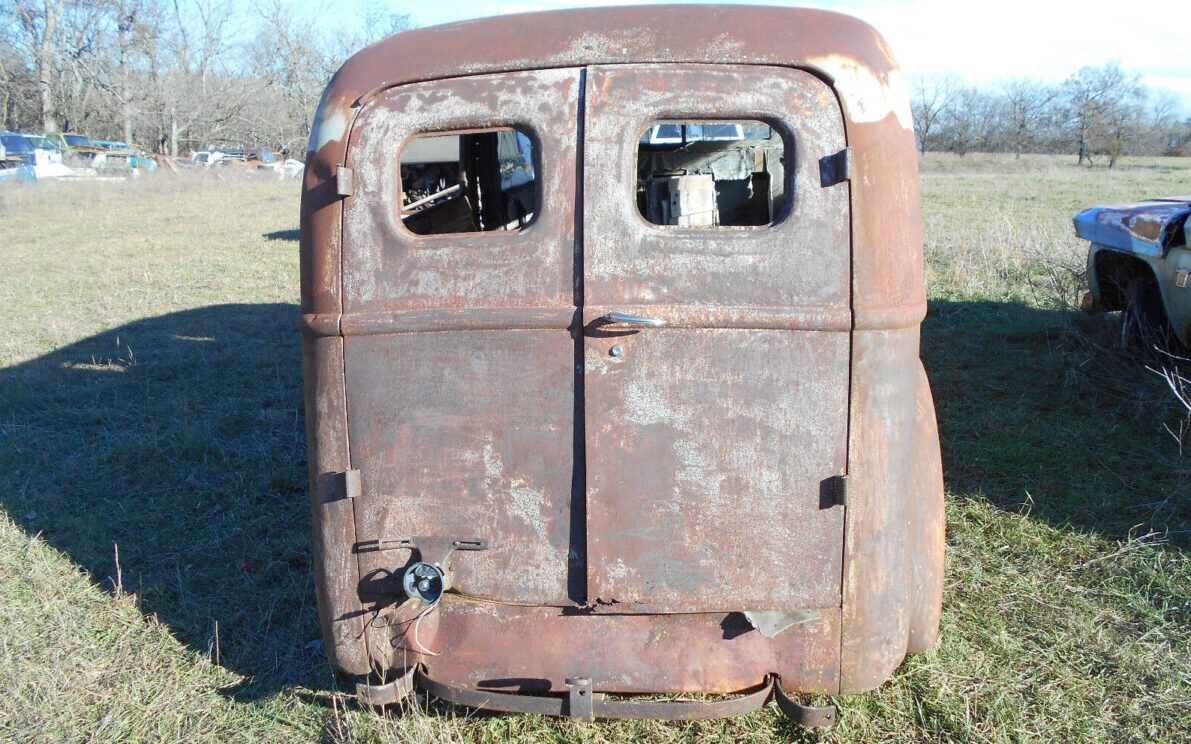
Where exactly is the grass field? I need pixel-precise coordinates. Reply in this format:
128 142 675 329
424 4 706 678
1 155 1189 743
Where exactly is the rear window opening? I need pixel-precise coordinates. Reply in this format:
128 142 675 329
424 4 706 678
636 120 787 227
399 128 536 235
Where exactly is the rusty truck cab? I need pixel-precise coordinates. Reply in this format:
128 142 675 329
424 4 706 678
300 5 944 724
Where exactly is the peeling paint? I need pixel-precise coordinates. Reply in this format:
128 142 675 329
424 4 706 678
308 88 351 154
806 54 912 130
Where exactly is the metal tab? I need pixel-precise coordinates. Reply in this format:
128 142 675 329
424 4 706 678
355 665 416 708
1177 269 1189 288
823 474 848 507
818 148 851 187
743 609 821 638
601 311 667 327
772 678 838 727
336 166 354 197
566 676 595 721
344 469 361 499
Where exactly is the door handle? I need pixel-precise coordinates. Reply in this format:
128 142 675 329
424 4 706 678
602 312 667 328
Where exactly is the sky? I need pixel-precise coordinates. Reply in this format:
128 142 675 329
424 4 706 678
389 0 1191 112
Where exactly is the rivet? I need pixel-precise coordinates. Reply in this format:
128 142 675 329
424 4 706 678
610 345 624 357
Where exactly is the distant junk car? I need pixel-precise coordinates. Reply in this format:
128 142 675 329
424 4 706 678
1075 197 1191 351
300 5 944 725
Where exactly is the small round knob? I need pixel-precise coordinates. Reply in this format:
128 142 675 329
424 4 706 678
403 561 445 605
610 345 624 357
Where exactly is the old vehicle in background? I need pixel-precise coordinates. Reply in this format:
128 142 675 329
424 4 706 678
301 4 944 726
0 132 36 167
0 136 37 184
16 134 73 179
1075 197 1191 352
89 139 136 154
43 133 106 168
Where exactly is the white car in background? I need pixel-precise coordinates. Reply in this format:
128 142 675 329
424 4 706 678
19 134 73 179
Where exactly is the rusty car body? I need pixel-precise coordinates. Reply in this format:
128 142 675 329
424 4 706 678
1075 197 1191 350
299 4 944 725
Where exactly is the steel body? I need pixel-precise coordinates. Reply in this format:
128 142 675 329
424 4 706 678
299 4 944 721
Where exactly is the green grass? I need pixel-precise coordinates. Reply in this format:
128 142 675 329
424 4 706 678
0 158 1189 742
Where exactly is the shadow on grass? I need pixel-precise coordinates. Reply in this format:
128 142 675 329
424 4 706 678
264 229 300 242
924 299 1188 545
0 303 322 701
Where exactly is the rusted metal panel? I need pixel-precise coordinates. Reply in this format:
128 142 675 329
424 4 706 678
583 64 849 309
1074 197 1191 254
304 5 924 313
421 597 840 695
581 63 849 613
341 68 581 314
302 334 370 675
346 330 576 606
907 362 945 654
585 328 847 611
840 327 919 694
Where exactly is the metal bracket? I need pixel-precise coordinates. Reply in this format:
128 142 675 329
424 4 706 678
743 609 820 638
355 665 416 708
415 668 776 721
819 148 852 187
373 536 488 600
565 676 596 721
409 669 836 725
823 474 848 507
343 469 361 499
336 166 354 197
376 536 487 570
772 679 838 728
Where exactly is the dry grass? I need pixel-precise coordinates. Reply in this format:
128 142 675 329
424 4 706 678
0 155 1189 743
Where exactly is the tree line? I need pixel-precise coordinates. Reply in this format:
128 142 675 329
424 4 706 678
4 4 1190 164
0 0 407 156
912 62 1191 165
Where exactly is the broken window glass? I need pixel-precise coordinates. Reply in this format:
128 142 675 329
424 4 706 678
400 128 536 235
637 120 787 227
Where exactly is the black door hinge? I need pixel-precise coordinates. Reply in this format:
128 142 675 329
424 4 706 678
819 148 851 187
822 474 848 507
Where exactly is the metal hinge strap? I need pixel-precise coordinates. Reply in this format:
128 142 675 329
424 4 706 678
772 679 838 727
826 474 848 507
344 469 361 499
336 166 354 197
355 665 416 708
819 148 852 187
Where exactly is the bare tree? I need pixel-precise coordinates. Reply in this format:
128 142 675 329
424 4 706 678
910 72 960 154
244 1 408 154
0 33 40 129
1146 91 1187 155
937 85 1001 156
1063 61 1146 167
9 0 65 131
1102 92 1145 168
1000 77 1059 158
